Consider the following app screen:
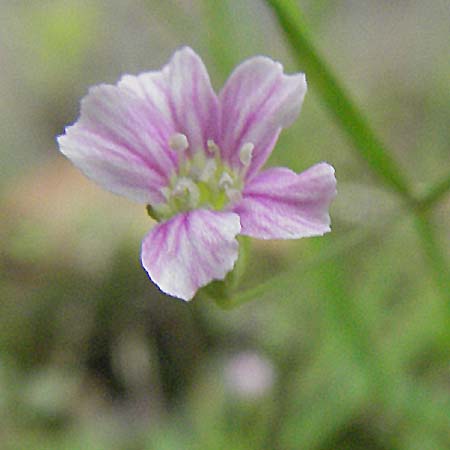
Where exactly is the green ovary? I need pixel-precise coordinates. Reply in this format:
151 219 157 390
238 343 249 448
197 181 229 210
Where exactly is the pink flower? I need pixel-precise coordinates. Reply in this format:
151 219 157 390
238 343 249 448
57 47 336 301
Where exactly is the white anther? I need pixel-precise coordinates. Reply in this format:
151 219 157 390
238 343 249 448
239 142 254 166
218 172 234 190
172 177 199 207
169 133 189 152
207 139 220 155
173 177 194 196
199 158 218 182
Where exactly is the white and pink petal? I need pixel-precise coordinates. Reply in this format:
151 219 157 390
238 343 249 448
141 209 241 301
166 47 220 154
233 163 336 239
58 84 179 203
219 57 306 178
118 70 173 124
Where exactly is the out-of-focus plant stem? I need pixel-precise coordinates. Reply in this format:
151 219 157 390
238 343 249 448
413 175 450 302
413 209 450 302
229 215 402 308
264 0 449 299
261 0 449 445
202 0 238 84
265 0 413 201
418 173 450 210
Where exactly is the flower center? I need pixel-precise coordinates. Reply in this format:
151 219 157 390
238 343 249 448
147 133 253 221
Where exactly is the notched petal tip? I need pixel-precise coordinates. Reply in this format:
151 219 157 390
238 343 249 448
235 164 337 240
314 162 338 197
168 45 208 73
56 132 64 145
219 54 308 175
56 127 75 155
172 45 198 57
165 44 220 153
275 71 307 129
56 79 177 204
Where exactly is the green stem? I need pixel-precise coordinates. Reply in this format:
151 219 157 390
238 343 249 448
418 173 450 210
202 0 239 84
229 215 402 308
413 209 450 301
265 0 413 200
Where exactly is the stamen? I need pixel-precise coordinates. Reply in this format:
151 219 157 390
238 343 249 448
218 172 233 190
207 139 220 156
152 136 247 219
199 158 217 182
190 151 206 179
172 177 200 208
239 142 254 166
169 133 189 152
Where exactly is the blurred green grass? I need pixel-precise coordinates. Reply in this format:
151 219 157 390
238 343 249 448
0 1 449 449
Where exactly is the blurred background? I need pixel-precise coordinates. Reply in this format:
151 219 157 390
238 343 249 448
1 1 449 449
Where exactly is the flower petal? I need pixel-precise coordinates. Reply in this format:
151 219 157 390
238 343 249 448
219 57 306 178
118 69 173 124
141 209 241 301
165 47 220 154
233 163 336 239
58 83 178 204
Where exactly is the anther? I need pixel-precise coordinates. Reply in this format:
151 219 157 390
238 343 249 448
239 142 254 166
218 172 233 190
169 133 189 152
172 178 200 208
207 139 220 155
